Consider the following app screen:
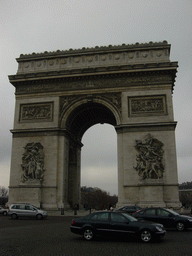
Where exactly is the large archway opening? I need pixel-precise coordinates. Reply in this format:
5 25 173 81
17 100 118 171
81 123 118 195
64 101 119 206
65 102 118 142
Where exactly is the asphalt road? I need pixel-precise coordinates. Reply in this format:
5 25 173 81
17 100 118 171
1 215 192 256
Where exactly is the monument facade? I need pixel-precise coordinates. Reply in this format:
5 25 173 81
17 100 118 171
8 41 181 209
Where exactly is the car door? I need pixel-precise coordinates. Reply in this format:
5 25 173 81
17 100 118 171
156 208 175 228
141 208 158 223
25 205 37 217
109 212 138 235
15 204 26 217
90 212 111 235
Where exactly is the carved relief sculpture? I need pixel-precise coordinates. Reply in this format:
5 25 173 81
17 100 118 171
20 103 53 122
134 134 164 179
129 95 166 117
21 142 45 183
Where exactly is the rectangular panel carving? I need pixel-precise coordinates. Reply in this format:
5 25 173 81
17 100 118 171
128 95 167 117
20 102 53 122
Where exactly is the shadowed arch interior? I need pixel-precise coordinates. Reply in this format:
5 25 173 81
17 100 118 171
66 102 117 141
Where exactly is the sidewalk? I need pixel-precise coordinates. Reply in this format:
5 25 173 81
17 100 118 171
47 209 92 217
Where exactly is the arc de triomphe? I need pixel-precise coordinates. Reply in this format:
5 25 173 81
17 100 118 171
8 41 181 209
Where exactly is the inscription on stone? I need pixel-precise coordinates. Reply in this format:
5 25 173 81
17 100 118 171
20 102 53 122
128 95 166 117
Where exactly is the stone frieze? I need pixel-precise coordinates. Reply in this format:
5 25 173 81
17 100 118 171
15 74 172 95
128 95 167 117
20 102 53 122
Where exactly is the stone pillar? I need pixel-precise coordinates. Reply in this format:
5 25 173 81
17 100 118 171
68 140 81 208
57 135 70 209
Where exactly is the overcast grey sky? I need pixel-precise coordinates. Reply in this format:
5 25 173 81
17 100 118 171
1 0 192 195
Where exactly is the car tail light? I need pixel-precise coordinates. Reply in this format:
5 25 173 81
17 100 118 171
133 209 142 215
71 219 76 226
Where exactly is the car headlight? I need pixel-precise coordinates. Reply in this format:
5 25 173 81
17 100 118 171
156 226 163 232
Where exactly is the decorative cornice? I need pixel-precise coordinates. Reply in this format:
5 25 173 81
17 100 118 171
10 127 68 137
18 41 170 59
8 42 178 95
124 183 179 187
115 122 177 133
10 69 177 95
9 62 178 84
10 41 172 76
10 128 83 147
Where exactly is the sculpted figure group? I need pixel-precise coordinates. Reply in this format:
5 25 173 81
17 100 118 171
21 142 45 183
134 134 164 180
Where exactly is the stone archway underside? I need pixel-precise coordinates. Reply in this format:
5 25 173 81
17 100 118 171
8 41 181 209
66 102 117 141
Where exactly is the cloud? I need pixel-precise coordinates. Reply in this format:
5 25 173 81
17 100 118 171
0 0 192 194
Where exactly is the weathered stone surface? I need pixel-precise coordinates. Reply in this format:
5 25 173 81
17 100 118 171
8 42 181 209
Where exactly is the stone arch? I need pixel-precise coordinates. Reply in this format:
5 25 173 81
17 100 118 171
60 96 121 141
8 41 181 210
60 98 120 207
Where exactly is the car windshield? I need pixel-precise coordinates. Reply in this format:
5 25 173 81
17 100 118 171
166 209 179 216
121 212 138 222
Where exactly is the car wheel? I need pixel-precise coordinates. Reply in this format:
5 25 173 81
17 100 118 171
83 228 94 241
176 222 185 231
140 230 152 243
36 214 43 220
11 213 18 220
3 211 7 216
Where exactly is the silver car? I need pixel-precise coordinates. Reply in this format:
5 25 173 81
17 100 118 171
8 203 48 220
0 206 8 216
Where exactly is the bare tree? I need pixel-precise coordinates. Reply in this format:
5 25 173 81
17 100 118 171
81 186 118 210
0 186 9 206
0 186 8 197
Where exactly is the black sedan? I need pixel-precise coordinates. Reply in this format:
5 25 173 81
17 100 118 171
116 205 142 215
133 207 192 231
70 211 166 242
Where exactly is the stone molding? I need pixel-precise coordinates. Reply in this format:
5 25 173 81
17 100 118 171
15 41 170 75
9 62 177 84
59 93 122 121
124 183 179 187
18 41 169 58
115 122 177 133
11 70 175 95
11 128 69 137
10 128 83 147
